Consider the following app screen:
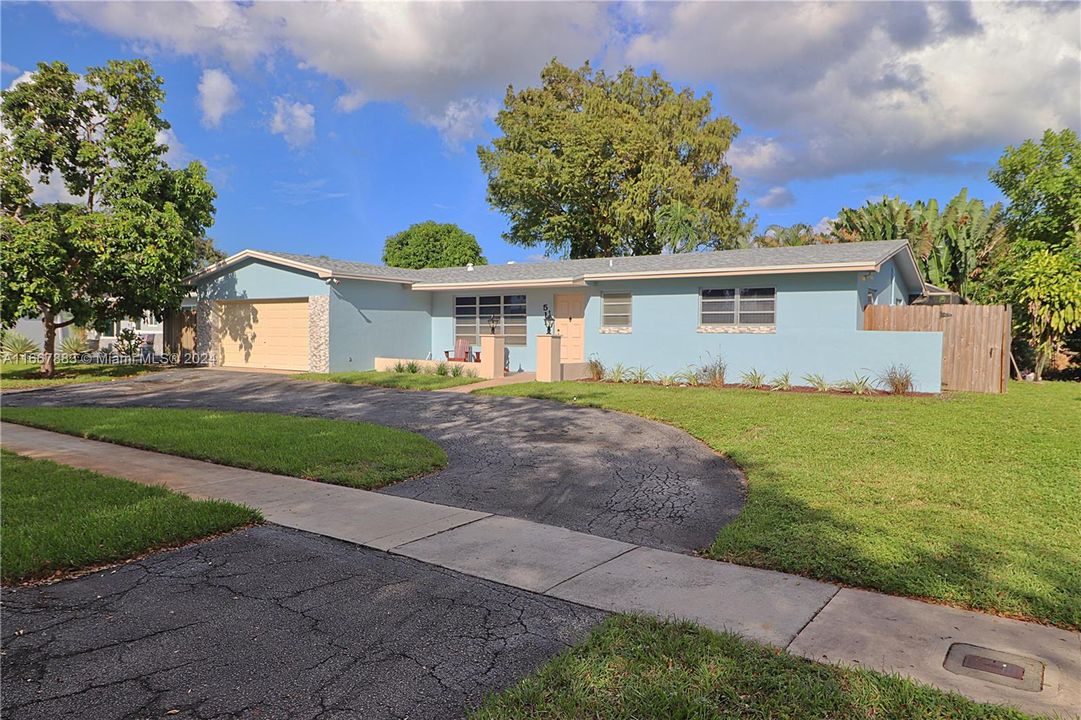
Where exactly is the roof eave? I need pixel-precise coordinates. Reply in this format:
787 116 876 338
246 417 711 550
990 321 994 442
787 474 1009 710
410 277 586 291
183 249 419 286
582 260 880 282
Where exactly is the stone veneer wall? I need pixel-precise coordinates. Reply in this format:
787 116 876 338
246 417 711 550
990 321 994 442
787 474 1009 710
195 299 217 366
307 295 330 374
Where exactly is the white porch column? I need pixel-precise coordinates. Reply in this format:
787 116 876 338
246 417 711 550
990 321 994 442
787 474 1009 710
479 334 505 379
536 334 561 383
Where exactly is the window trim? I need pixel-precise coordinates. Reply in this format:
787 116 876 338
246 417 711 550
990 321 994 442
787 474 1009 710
454 294 528 347
601 291 633 330
699 287 776 328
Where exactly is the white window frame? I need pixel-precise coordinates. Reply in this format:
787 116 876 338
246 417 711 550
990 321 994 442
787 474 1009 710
699 287 776 326
601 292 632 329
454 295 528 347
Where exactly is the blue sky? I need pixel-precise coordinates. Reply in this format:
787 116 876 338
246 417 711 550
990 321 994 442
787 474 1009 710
2 1 1078 265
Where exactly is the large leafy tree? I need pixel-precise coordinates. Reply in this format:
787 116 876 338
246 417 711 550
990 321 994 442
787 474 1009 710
1010 249 1081 381
990 129 1080 252
830 190 1004 300
478 60 752 258
382 221 487 269
986 129 1081 375
1 60 216 375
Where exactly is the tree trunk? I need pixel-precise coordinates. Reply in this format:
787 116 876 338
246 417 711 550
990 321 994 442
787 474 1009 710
41 312 57 377
1034 348 1051 382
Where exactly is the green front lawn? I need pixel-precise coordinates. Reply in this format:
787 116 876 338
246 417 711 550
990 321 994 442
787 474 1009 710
1 450 261 584
482 381 1081 629
473 615 1029 720
1 362 160 390
2 407 447 490
293 369 483 390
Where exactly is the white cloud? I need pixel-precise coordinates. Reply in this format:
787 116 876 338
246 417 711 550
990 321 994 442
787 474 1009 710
51 1 610 147
272 178 347 206
423 98 498 150
270 97 315 149
755 186 796 209
1 62 20 74
813 216 834 235
50 1 1081 181
155 128 193 167
31 170 85 205
6 70 35 89
197 68 241 128
626 2 1081 183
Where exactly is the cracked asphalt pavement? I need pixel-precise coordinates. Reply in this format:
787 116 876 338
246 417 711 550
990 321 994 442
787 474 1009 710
1 525 605 720
4 369 745 552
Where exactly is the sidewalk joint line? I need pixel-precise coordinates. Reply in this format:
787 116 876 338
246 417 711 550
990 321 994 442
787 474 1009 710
540 544 640 595
785 585 842 652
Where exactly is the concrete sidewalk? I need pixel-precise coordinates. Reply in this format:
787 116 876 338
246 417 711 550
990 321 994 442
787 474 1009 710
3 421 1078 718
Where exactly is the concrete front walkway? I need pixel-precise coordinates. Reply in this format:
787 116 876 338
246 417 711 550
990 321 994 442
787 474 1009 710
2 422 1078 718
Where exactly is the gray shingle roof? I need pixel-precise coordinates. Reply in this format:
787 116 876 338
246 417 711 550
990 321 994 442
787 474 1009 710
258 251 423 282
410 240 910 285
241 240 912 287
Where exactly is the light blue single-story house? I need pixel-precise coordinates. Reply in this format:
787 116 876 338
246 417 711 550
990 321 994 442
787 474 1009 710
184 239 944 391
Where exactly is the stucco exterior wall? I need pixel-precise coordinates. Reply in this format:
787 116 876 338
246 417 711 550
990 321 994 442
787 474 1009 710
429 288 554 372
196 259 330 301
191 258 942 391
328 280 431 372
585 271 941 392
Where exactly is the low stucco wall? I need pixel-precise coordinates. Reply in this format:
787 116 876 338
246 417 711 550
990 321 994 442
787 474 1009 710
373 357 479 374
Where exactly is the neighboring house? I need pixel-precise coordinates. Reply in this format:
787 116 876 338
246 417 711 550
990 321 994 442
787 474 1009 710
184 240 945 391
10 312 163 354
93 312 165 354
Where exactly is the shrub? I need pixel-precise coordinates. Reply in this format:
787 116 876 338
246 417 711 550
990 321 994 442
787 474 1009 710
435 362 449 376
114 328 144 356
676 366 699 386
656 372 678 387
405 361 420 374
587 356 605 381
449 363 464 377
877 364 914 395
697 354 727 387
1 331 40 358
60 333 86 356
839 373 875 395
740 368 767 389
770 371 792 391
802 373 833 392
393 361 406 373
605 363 628 383
629 366 652 383
464 367 478 377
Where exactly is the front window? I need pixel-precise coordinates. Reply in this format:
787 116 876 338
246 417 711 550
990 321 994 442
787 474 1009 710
454 295 528 346
700 287 775 326
601 292 632 328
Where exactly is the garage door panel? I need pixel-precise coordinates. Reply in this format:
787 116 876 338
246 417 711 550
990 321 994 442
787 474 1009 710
212 299 310 371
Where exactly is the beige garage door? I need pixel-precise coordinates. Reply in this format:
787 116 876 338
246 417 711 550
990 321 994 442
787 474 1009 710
213 299 310 371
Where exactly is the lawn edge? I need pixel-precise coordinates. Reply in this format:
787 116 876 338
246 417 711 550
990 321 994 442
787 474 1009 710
3 521 263 589
478 383 1079 633
1 410 449 491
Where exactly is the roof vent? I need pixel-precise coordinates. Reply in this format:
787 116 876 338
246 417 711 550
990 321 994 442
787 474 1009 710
466 262 474 271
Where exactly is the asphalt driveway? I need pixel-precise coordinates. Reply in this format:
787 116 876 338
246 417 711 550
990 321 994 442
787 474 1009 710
1 525 604 720
3 369 745 552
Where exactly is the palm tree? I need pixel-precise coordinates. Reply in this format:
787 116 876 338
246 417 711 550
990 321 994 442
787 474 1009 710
655 201 701 253
754 223 824 247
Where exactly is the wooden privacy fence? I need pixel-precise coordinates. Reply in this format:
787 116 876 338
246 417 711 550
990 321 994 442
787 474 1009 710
864 304 1011 393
